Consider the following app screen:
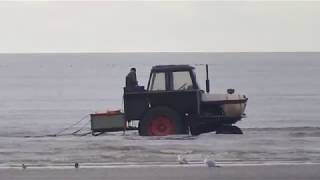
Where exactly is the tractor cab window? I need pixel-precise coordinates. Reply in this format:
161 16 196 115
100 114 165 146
173 71 193 90
149 72 166 91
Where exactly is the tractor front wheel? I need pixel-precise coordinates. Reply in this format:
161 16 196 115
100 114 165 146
216 125 243 134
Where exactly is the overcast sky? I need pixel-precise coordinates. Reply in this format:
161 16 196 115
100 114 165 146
0 1 319 53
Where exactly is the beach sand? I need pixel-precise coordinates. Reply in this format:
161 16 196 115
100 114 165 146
1 164 319 180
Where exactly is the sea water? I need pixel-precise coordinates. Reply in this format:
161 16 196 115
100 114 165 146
0 52 319 165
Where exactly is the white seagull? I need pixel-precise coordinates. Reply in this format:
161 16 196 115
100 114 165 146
177 155 188 164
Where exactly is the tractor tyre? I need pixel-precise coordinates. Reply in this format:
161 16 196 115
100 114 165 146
138 107 184 136
216 125 243 134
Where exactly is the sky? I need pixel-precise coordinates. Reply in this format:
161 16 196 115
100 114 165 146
0 1 319 53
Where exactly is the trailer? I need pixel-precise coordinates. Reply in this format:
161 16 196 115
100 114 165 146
90 64 248 136
90 110 138 136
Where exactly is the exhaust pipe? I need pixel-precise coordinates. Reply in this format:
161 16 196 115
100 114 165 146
206 64 210 93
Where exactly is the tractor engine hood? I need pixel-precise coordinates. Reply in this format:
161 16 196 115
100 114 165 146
201 93 248 118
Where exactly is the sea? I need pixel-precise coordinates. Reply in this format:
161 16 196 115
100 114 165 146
0 52 319 166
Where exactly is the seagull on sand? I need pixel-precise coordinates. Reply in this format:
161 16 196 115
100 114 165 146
22 164 26 170
177 155 188 164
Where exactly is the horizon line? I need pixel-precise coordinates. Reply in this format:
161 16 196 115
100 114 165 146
0 51 320 55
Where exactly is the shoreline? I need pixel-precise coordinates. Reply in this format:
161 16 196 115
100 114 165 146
1 163 319 180
2 160 320 169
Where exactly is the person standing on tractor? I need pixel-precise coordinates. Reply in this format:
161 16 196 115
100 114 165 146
125 67 138 91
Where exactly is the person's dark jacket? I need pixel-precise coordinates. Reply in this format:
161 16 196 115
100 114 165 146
126 71 138 90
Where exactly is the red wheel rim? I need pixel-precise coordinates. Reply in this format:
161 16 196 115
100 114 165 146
148 115 174 136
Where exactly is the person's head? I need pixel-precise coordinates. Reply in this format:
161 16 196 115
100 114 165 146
130 67 136 72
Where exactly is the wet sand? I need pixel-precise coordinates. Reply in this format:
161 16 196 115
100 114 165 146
2 127 320 165
1 164 320 180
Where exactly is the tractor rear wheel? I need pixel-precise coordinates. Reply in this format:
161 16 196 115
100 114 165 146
139 107 184 136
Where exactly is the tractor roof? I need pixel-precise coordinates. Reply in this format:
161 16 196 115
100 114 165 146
151 65 194 72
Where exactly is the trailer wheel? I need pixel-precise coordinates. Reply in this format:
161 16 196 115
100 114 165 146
139 107 184 136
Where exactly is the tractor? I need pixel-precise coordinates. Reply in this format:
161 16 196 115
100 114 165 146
123 64 248 136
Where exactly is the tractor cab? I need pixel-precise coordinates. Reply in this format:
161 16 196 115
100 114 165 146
147 65 199 92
